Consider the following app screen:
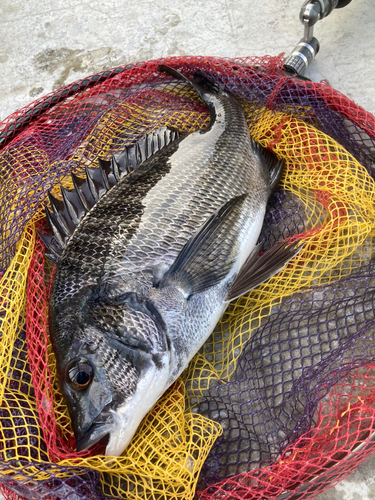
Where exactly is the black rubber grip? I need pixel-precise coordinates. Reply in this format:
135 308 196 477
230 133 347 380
337 0 353 7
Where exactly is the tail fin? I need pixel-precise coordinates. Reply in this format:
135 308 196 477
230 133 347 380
158 65 219 99
158 65 220 124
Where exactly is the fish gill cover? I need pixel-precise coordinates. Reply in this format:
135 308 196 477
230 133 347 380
0 54 375 500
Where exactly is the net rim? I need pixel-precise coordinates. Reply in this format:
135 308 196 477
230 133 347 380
1 53 375 500
275 431 375 500
2 54 375 151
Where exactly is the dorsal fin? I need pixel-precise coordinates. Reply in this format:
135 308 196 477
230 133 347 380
113 126 180 174
37 231 62 263
71 173 96 211
98 159 115 188
41 126 180 260
60 186 86 225
44 205 69 249
48 192 76 235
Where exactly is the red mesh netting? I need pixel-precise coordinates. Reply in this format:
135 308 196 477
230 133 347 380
1 54 375 500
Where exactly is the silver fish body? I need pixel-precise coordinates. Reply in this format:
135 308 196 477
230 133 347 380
46 67 299 456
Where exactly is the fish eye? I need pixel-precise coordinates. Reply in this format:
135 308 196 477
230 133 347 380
66 358 93 390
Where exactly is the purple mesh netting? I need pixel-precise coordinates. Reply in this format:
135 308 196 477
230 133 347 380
0 460 122 500
1 56 375 500
195 255 375 488
2 57 375 274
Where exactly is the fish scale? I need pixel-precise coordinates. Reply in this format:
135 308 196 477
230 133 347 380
43 66 301 456
102 97 263 294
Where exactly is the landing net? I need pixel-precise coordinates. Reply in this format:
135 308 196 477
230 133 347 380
1 54 375 500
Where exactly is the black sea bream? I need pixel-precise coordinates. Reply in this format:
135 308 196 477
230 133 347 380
41 66 301 456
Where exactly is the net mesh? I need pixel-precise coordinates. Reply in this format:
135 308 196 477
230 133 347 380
1 54 375 500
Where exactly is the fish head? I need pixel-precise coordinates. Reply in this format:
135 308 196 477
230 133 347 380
52 291 172 456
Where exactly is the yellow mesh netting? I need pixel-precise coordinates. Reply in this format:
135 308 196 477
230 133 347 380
1 97 375 499
185 109 375 396
0 222 35 403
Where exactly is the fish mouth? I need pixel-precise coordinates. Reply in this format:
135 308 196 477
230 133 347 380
76 412 113 452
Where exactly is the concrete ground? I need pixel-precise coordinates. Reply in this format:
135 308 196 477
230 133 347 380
0 0 374 499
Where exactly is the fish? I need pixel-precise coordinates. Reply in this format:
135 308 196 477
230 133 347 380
40 65 302 457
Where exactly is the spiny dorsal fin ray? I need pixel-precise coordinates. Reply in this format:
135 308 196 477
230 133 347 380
37 231 62 263
110 154 121 181
44 205 69 250
85 165 106 201
98 159 112 189
71 173 96 211
138 137 148 163
61 186 86 226
42 126 180 261
48 192 75 235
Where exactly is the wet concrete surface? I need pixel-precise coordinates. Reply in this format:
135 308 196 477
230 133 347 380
0 0 374 498
1 0 374 120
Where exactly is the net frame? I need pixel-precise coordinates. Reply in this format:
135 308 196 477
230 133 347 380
0 54 375 500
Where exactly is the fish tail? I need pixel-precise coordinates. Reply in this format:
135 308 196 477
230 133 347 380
158 65 219 98
158 65 223 125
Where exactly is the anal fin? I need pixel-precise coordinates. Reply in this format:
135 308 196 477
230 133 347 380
226 239 304 302
251 137 285 194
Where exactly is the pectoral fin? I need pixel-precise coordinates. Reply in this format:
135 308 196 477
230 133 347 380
226 240 304 302
157 195 247 297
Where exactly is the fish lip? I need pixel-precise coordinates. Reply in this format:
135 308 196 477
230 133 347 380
76 413 113 452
